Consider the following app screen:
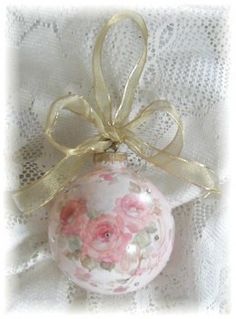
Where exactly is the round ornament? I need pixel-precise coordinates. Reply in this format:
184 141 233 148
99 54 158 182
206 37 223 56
48 153 175 294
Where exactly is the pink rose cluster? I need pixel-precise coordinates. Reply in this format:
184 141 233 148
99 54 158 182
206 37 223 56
60 193 153 264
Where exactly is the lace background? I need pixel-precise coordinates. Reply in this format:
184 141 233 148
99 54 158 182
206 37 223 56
5 5 230 313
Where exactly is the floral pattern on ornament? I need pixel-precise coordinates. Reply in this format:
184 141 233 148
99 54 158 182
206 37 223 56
60 199 89 236
74 267 91 280
98 172 114 181
49 166 174 295
81 214 132 264
115 193 153 232
58 194 163 274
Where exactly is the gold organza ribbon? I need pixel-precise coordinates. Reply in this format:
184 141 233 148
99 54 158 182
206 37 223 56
13 11 219 213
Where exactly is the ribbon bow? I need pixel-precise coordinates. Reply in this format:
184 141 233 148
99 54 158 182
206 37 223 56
13 11 219 213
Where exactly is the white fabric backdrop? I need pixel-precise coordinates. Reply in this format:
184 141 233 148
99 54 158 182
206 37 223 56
5 5 229 313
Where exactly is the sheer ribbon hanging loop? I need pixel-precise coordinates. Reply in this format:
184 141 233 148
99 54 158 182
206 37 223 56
13 11 219 213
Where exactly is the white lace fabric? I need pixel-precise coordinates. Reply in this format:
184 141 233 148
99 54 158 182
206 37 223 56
5 6 229 313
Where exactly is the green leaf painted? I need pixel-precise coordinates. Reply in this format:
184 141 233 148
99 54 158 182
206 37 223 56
100 261 115 271
145 222 157 233
80 255 96 271
133 230 151 248
68 237 81 252
116 277 131 284
129 181 142 193
66 250 81 260
87 210 101 219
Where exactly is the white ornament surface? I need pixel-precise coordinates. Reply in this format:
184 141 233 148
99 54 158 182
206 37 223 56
48 160 174 294
5 6 229 313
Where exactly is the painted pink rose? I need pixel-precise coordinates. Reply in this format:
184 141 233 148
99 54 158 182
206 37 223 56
74 267 91 281
113 286 128 293
60 199 89 236
99 173 114 181
115 194 152 233
81 214 132 263
60 199 87 224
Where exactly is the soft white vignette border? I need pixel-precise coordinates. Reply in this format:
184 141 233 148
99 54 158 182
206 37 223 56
0 0 235 318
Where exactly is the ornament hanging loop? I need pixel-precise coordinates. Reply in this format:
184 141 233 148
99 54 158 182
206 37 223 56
92 11 148 126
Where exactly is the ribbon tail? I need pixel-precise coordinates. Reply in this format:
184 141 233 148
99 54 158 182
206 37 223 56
13 139 112 213
125 132 219 194
13 154 89 213
150 153 219 193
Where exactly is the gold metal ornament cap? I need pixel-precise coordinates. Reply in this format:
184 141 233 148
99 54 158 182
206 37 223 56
93 152 127 164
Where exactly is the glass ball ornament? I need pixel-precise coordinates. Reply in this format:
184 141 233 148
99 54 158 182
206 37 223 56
48 152 175 295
